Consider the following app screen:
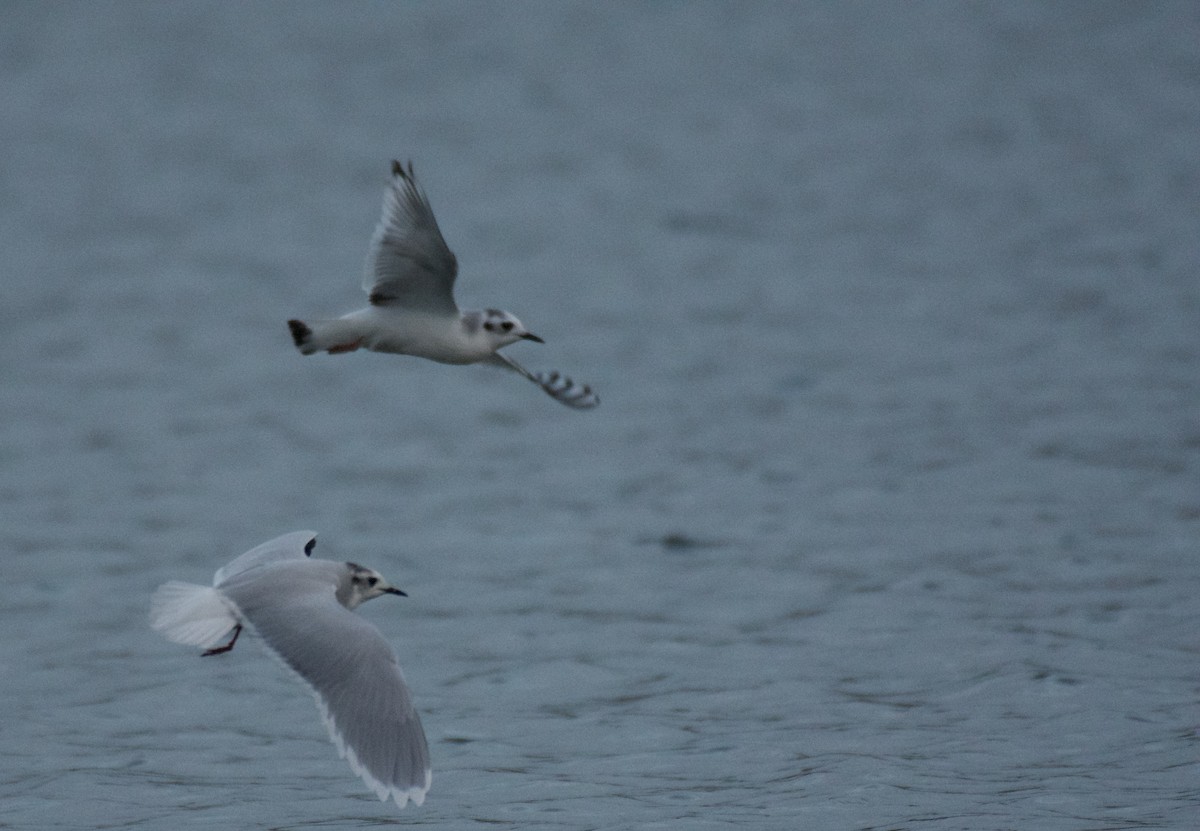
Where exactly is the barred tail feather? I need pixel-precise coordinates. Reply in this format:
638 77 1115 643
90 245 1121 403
149 581 238 648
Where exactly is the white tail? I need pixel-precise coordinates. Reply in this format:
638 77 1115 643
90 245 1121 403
149 581 238 648
287 318 365 356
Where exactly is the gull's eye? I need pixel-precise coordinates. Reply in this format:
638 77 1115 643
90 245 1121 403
501 321 514 331
367 576 378 587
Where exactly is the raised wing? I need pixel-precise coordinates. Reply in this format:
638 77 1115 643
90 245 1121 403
213 530 318 587
488 353 601 409
221 564 431 808
363 160 459 316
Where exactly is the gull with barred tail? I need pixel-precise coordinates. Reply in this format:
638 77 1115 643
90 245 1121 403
287 160 599 409
149 531 431 809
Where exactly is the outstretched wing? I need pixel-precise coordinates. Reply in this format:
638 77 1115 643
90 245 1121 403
363 160 459 316
220 565 431 808
213 530 318 586
487 353 600 409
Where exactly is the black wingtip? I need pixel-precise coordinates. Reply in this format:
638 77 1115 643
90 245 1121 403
304 536 317 557
391 159 414 179
532 370 601 409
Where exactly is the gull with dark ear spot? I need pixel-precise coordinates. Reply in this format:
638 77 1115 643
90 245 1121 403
286 160 599 409
149 531 431 809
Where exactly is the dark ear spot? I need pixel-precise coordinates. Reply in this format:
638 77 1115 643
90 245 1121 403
304 537 317 556
484 322 494 331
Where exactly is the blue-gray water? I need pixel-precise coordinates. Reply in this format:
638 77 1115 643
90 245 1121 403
2 2 1198 828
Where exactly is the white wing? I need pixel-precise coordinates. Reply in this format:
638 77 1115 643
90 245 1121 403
213 530 317 586
220 563 431 808
488 353 601 409
363 160 459 316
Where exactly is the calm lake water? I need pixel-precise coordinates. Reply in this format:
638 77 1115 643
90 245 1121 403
2 2 1198 828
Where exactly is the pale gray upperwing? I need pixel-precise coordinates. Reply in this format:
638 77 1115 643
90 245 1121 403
219 560 431 807
363 160 459 316
212 530 317 586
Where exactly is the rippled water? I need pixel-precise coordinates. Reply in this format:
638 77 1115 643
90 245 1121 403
2 2 1198 828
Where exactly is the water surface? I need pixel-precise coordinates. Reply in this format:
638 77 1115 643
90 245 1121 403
2 2 1198 828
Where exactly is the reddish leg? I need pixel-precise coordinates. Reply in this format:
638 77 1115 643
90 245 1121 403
201 624 243 657
327 339 364 354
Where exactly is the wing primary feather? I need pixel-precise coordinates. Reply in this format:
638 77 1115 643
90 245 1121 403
363 159 459 314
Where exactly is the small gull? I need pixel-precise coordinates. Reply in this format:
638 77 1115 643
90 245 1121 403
287 160 599 409
149 531 431 808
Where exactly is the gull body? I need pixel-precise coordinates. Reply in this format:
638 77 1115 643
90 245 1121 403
299 305 525 365
287 160 599 409
149 531 431 809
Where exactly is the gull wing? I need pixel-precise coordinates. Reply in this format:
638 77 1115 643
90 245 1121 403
363 160 459 316
220 564 431 808
487 353 601 409
213 530 318 586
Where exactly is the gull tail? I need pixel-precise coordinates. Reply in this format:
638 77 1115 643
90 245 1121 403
287 319 319 355
287 319 366 355
149 581 239 649
488 353 600 409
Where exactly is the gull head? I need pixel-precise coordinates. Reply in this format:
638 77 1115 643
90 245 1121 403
339 563 407 610
481 308 543 347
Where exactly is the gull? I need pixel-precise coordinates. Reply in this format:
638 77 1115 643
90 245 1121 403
149 531 431 809
287 160 599 409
